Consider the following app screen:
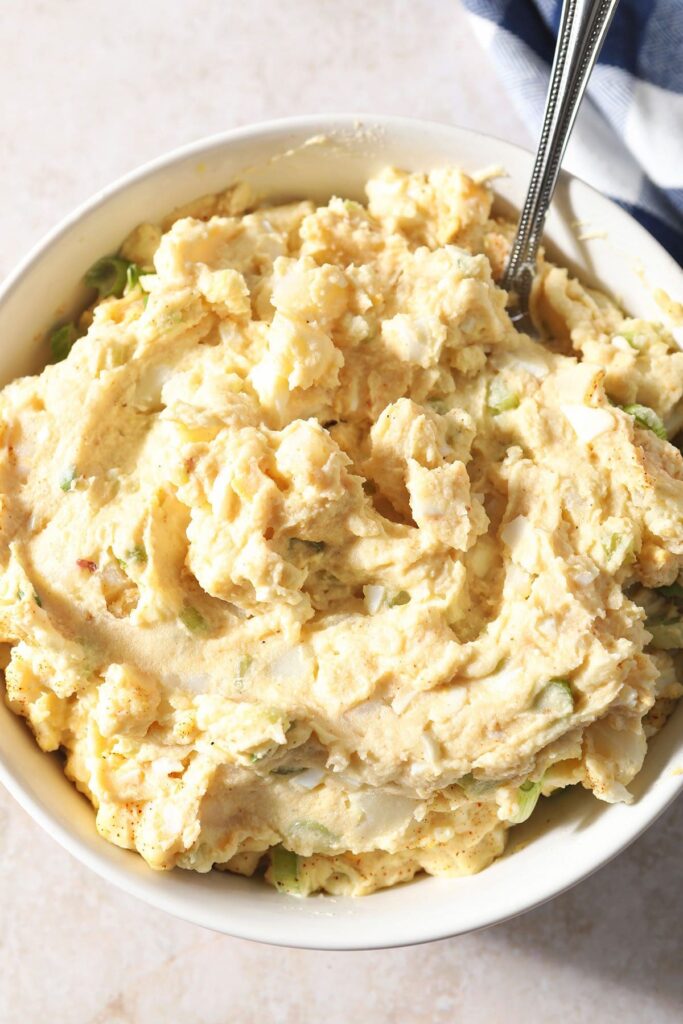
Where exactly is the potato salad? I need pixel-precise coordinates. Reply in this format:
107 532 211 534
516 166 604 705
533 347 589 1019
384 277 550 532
1 167 682 896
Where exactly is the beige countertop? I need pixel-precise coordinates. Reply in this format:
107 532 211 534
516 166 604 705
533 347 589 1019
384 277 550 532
1 2 681 1021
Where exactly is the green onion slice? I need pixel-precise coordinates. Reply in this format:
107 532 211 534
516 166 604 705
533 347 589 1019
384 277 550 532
508 779 543 825
655 583 683 603
84 256 133 299
179 604 207 633
457 772 499 797
534 679 574 715
288 820 339 848
620 403 667 440
270 846 300 893
59 466 77 492
487 376 519 415
49 323 78 362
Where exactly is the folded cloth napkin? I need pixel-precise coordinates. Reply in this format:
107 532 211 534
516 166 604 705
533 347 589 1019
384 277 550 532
462 0 683 265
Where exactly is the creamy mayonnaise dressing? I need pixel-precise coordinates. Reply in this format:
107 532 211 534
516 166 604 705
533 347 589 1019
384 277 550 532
1 167 682 895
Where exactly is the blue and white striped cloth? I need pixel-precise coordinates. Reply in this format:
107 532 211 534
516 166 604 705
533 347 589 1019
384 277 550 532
462 0 683 265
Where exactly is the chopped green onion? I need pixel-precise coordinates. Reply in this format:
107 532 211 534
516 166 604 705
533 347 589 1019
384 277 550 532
388 590 411 607
33 591 43 608
163 309 184 327
234 654 253 692
341 199 365 214
125 544 147 564
59 466 77 492
289 538 326 553
288 819 339 848
647 619 683 650
123 263 153 294
49 323 78 363
534 678 574 715
457 772 499 797
620 403 667 440
269 845 300 893
179 604 207 633
125 264 140 292
264 706 286 726
508 779 542 825
656 583 683 603
249 748 273 764
602 531 635 568
487 376 519 415
603 533 621 557
84 256 132 299
613 328 641 350
271 765 306 776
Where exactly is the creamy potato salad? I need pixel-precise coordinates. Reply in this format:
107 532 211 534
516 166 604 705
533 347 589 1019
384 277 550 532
2 167 683 896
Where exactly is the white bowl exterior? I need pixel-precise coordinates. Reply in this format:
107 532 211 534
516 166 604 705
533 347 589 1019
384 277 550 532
0 115 681 949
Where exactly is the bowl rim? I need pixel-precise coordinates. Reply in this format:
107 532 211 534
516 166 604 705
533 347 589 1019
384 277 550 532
1 113 682 949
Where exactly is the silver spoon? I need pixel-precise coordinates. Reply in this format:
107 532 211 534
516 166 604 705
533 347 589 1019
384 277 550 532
503 0 621 334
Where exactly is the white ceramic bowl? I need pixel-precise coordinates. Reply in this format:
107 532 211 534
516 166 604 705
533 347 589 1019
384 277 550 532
1 115 682 949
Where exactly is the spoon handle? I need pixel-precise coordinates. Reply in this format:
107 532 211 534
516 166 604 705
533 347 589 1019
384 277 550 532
502 0 621 319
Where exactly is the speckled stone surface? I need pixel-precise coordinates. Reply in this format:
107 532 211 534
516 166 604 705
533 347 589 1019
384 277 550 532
1 3 681 1021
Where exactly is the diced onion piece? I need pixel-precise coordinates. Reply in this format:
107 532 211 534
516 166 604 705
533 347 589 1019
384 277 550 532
421 730 441 766
537 617 558 639
336 772 362 791
290 767 325 790
363 584 386 614
133 363 172 410
348 791 418 842
511 353 549 379
269 645 305 679
500 515 540 572
480 662 521 699
561 404 614 443
501 515 531 550
571 559 599 587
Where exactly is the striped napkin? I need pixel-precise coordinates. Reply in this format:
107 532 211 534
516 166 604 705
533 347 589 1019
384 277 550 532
462 0 683 265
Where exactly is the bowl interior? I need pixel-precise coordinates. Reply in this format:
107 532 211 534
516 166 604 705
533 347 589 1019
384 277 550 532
1 116 682 949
